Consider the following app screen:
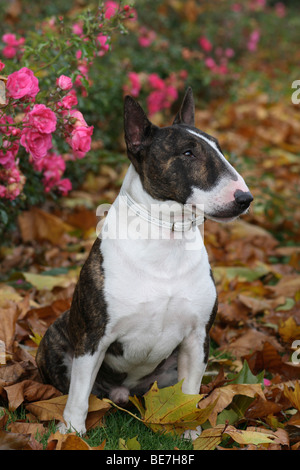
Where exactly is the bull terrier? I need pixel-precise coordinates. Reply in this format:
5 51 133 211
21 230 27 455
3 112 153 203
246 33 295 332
36 87 253 435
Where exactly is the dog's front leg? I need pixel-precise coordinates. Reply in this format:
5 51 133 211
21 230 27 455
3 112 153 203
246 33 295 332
177 328 207 440
177 328 207 395
59 347 106 435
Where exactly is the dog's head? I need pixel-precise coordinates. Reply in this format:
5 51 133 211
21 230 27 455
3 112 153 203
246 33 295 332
124 87 253 222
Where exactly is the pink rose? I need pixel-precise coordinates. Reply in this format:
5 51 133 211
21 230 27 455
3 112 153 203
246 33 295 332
0 139 19 168
198 36 213 52
20 128 52 159
148 73 165 90
6 67 39 100
0 61 5 72
2 33 19 46
2 46 17 59
147 90 165 115
61 91 78 109
97 34 109 56
56 75 73 91
104 1 118 19
0 185 6 198
67 125 93 158
128 72 141 97
27 104 57 134
57 178 72 196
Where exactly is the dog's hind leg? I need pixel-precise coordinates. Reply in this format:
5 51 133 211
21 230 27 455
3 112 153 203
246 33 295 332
36 310 73 395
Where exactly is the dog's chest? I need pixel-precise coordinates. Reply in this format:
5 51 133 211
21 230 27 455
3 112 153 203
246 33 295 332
100 236 216 367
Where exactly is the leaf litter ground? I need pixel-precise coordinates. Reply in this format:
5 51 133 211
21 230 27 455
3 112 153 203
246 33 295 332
0 90 300 450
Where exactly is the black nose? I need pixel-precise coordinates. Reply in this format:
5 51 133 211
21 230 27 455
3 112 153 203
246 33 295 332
234 190 253 210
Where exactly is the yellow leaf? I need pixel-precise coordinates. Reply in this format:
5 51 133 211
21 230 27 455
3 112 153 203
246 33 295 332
130 380 218 436
278 317 300 343
119 436 141 450
284 382 300 412
22 270 79 291
193 424 274 450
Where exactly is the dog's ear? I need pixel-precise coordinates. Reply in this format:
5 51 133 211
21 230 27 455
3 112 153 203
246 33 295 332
173 87 195 126
124 96 157 155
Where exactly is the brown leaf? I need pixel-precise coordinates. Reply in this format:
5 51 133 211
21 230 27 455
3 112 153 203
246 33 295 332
220 328 283 358
4 380 61 411
26 394 111 429
246 342 300 380
7 421 46 437
245 395 283 419
198 383 265 426
0 430 30 450
269 275 300 298
18 207 75 245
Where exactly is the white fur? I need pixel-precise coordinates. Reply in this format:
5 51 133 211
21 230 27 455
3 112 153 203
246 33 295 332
62 164 217 433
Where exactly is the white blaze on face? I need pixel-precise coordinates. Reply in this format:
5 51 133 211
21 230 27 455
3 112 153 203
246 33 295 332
185 129 250 217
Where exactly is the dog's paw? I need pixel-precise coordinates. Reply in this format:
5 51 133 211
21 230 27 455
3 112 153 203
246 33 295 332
182 425 202 441
57 420 86 436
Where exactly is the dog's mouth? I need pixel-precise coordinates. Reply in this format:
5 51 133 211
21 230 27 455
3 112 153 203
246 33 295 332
205 205 251 223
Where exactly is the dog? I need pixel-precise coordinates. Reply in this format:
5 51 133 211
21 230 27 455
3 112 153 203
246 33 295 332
36 87 253 435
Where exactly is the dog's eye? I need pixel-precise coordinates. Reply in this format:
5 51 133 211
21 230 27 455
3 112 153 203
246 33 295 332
183 150 194 157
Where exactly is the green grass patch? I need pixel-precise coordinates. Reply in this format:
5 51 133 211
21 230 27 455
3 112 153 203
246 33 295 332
84 409 194 451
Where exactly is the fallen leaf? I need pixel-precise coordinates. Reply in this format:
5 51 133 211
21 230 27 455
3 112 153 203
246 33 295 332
197 383 265 426
22 270 78 291
278 317 300 343
193 424 274 450
4 379 61 411
284 382 300 412
119 436 141 450
26 394 111 430
18 208 75 245
7 421 46 437
110 381 217 437
0 430 30 450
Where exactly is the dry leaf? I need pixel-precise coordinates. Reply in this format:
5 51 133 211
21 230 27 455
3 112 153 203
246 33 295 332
278 317 300 343
193 424 274 450
18 208 75 245
197 383 265 426
284 382 300 412
0 430 30 450
4 379 61 411
26 394 111 429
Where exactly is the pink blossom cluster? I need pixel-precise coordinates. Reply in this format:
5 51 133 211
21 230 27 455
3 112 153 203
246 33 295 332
138 27 157 48
199 36 234 76
33 152 72 195
123 71 187 117
0 66 94 200
1 33 25 59
247 30 260 52
0 164 26 200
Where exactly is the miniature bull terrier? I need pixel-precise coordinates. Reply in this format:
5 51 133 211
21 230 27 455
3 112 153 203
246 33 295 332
36 87 253 435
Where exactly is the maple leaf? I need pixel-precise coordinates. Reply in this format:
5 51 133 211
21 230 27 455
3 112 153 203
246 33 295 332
106 380 218 437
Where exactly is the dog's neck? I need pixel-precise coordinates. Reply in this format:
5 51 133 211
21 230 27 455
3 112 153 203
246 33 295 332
120 164 204 232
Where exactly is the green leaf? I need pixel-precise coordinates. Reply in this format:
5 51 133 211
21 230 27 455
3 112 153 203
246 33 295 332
119 436 141 450
228 361 264 385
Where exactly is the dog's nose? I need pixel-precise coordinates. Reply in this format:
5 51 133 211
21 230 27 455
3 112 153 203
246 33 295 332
234 190 253 210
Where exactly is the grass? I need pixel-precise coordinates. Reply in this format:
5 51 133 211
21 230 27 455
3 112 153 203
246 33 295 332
84 409 194 450
2 405 194 450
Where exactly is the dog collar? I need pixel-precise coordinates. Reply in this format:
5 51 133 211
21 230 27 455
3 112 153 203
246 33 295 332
119 187 204 232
